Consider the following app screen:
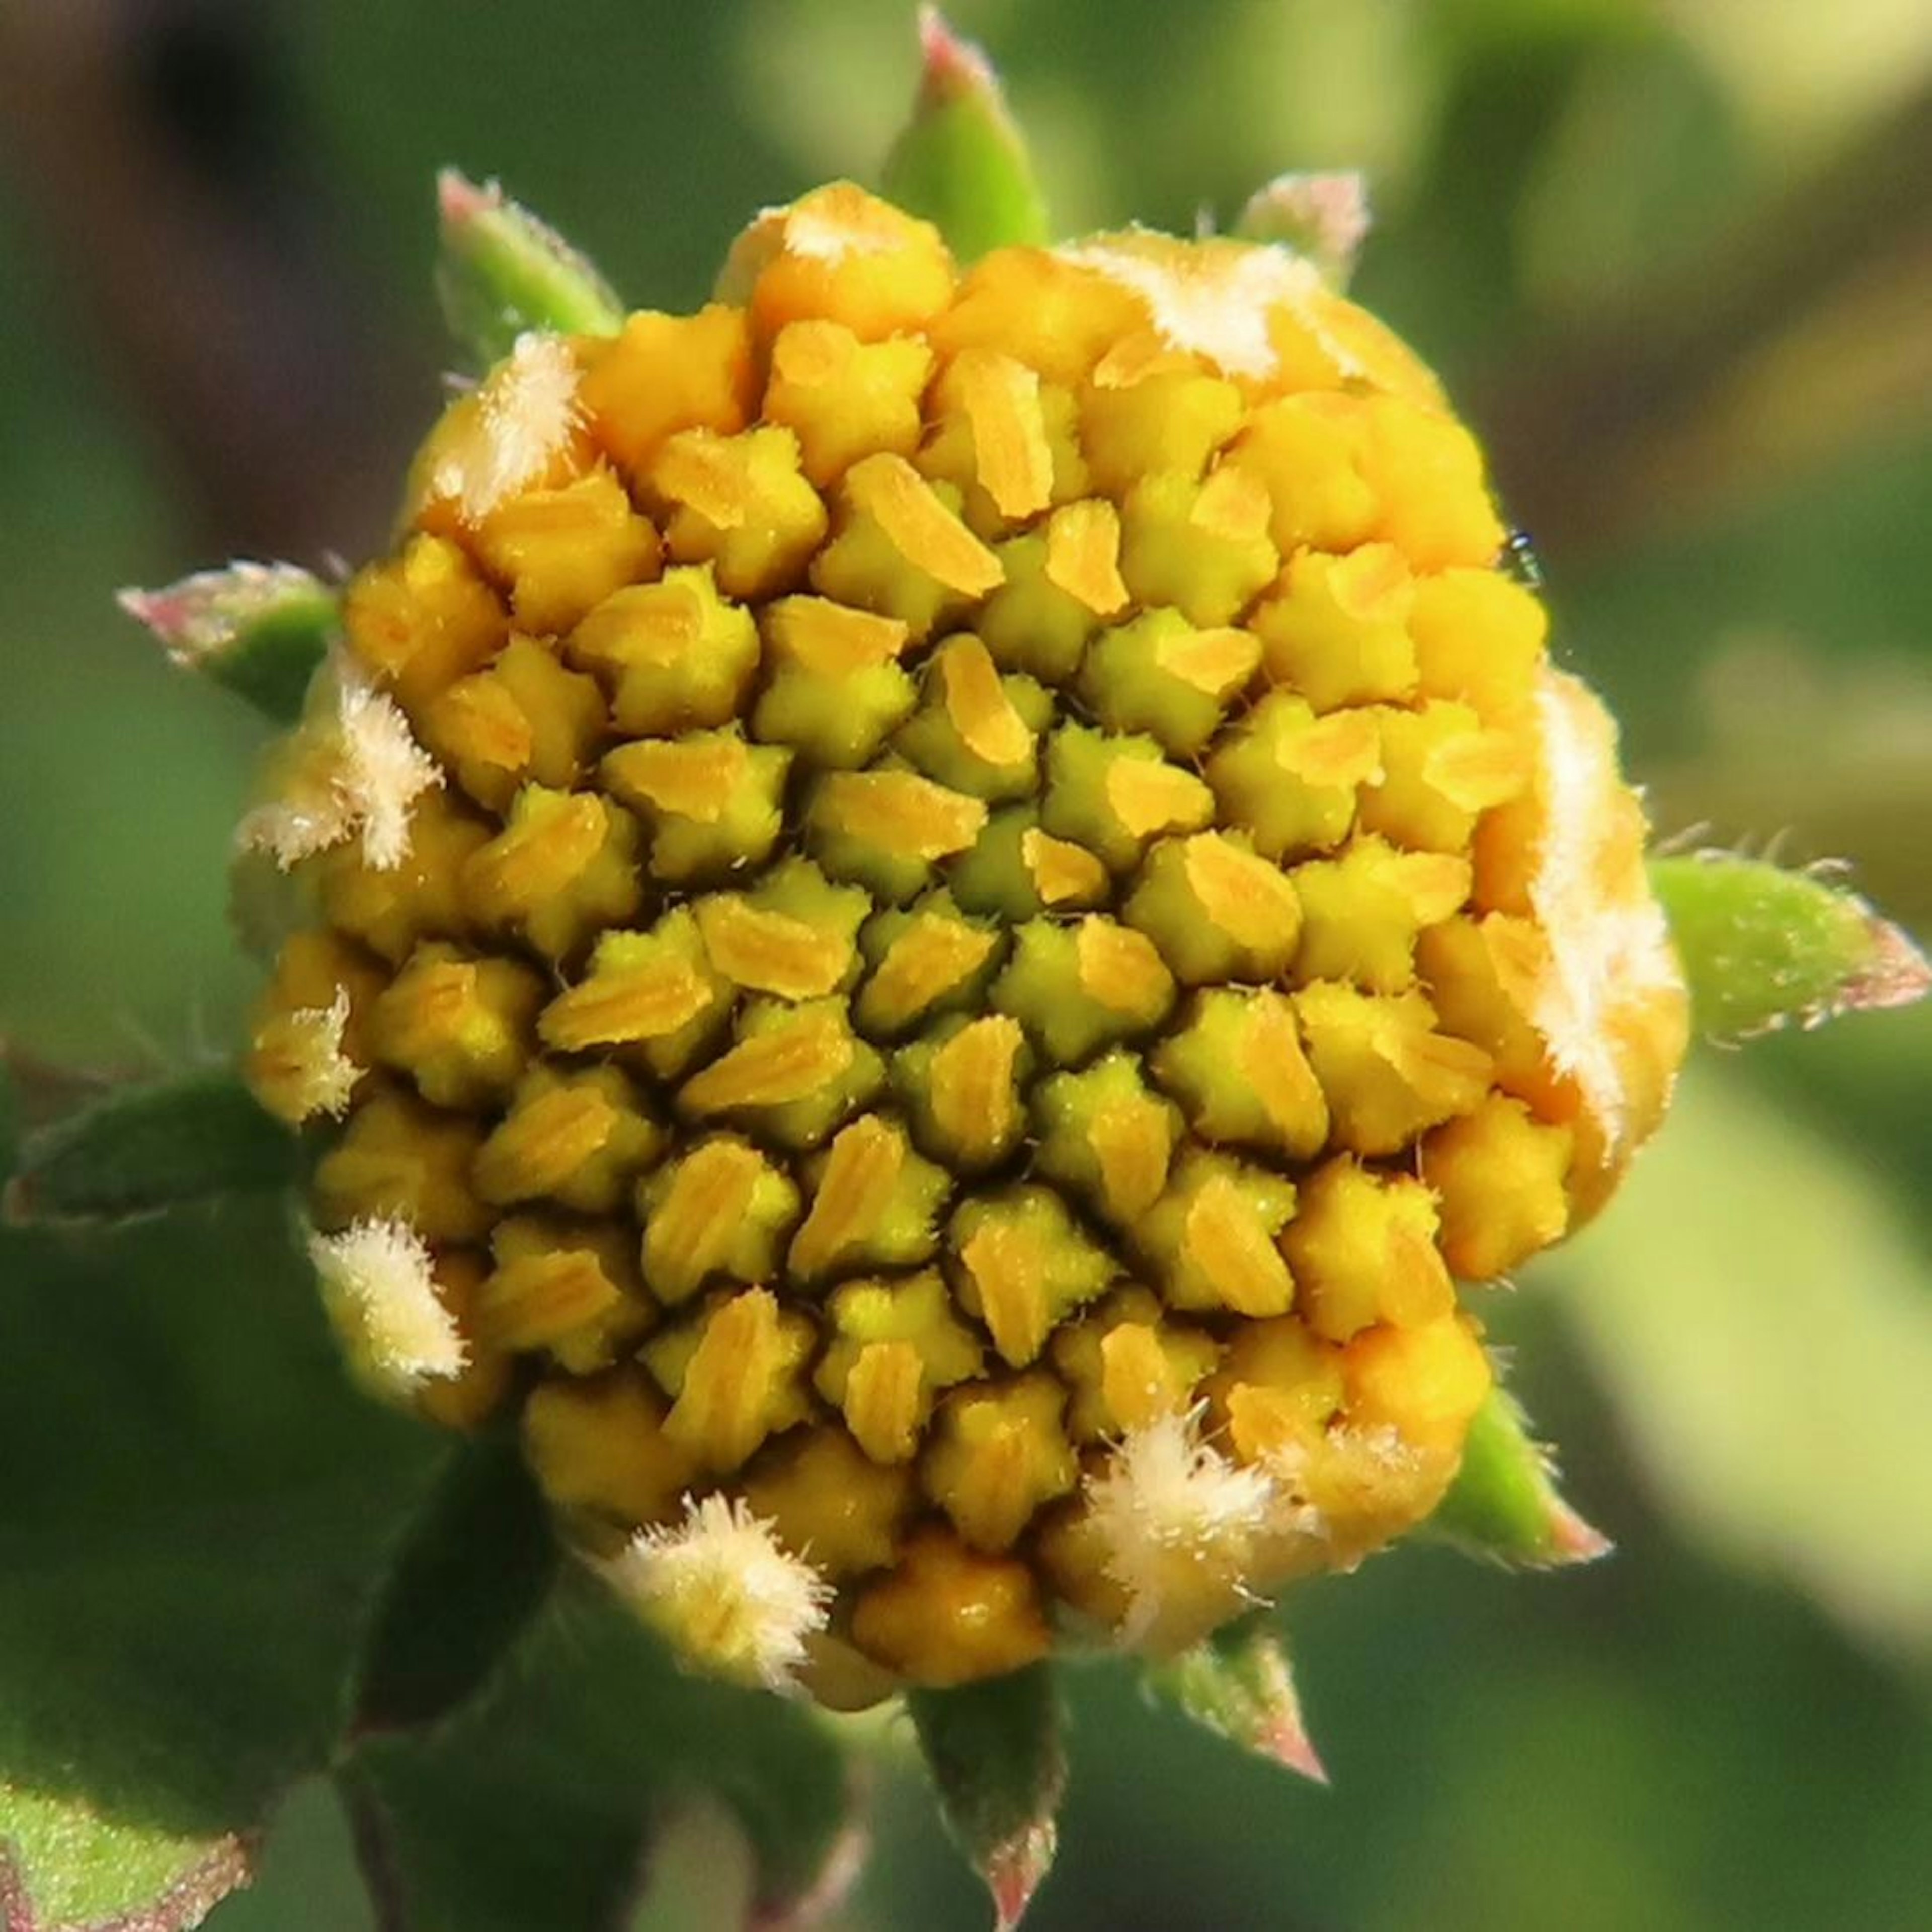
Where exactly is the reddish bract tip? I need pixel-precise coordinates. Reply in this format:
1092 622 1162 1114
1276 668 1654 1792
1835 914 1932 1020
917 5 997 105
984 1821 1056 1931
1546 1497 1615 1565
437 167 501 230
1258 1708 1330 1786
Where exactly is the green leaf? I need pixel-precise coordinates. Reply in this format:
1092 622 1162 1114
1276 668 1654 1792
907 1664 1065 1931
1426 1385 1611 1569
117 564 336 725
436 171 626 369
353 1431 560 1734
0 1789 252 1932
0 1201 445 1923
1552 1065 1932 1662
1650 851 1929 1039
4 1071 296 1226
1141 1615 1327 1784
344 1571 856 1932
880 10 1050 262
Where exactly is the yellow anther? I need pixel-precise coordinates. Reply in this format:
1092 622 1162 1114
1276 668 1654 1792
762 318 933 487
742 1427 915 1573
1019 827 1108 907
637 1135 799 1305
1211 1317 1345 1455
423 631 619 824
1281 1159 1454 1341
936 634 1034 769
568 564 759 737
475 1224 630 1356
952 1186 1115 1368
1292 837 1471 995
367 942 543 1109
1123 833 1302 986
850 1525 1051 1687
840 1341 927 1464
753 595 916 768
924 1375 1078 1551
837 453 1005 598
660 1288 813 1473
342 533 506 714
1075 918 1176 1023
311 1090 489 1244
578 304 755 480
789 1114 929 1279
1119 468 1279 627
1360 701 1525 853
1102 756 1216 842
1033 1053 1181 1229
1151 987 1329 1164
1204 692 1374 861
601 729 790 883
815 1269 984 1420
1296 982 1495 1158
523 1369 698 1529
898 1013 1029 1173
1099 1323 1189 1434
808 769 988 901
694 897 851 1001
472 468 664 636
1041 725 1212 870
856 900 1001 1036
678 1002 854 1114
540 921 725 1061
1253 544 1416 713
1051 1287 1222 1441
460 784 640 961
945 348 1054 520
472 1065 661 1213
1042 498 1130 616
1135 1155 1298 1318
647 424 828 602
320 794 490 964
1420 1094 1574 1280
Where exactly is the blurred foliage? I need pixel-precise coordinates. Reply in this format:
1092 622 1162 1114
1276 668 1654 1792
2 1 1929 1927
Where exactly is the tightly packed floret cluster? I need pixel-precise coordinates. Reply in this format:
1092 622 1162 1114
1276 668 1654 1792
242 183 1687 1703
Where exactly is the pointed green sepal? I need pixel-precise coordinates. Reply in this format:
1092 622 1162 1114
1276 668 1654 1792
906 1663 1065 1931
1142 1612 1327 1784
1649 850 1930 1040
118 561 336 724
880 9 1050 263
436 170 626 368
1233 172 1372 290
3 1069 297 1226
1426 1384 1612 1569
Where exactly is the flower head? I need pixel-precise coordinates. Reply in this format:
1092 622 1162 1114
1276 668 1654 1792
244 180 1689 1701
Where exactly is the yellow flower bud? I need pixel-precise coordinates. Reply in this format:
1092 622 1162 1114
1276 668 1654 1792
245 181 1686 1700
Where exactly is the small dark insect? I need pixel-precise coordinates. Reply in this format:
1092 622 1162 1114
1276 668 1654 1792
1503 528 1545 589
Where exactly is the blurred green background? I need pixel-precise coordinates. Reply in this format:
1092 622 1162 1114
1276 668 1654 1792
2 2 1929 1926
